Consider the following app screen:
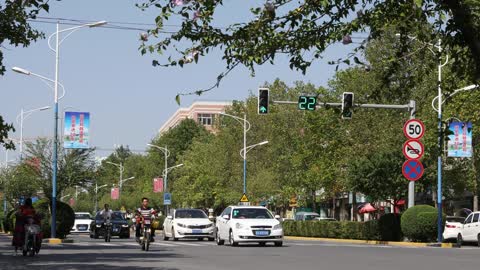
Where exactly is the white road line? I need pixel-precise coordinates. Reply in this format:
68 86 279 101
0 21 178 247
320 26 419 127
169 242 202 246
98 243 117 246
153 242 178 247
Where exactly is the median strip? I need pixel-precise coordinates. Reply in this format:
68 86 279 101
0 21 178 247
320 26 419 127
285 236 454 248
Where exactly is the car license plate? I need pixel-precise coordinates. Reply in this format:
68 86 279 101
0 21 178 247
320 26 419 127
78 225 87 230
255 230 269 236
192 229 203 234
113 228 119 232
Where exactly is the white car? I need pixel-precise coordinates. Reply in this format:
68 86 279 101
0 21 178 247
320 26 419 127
457 211 480 247
162 209 214 241
215 205 283 247
71 212 92 233
443 216 465 242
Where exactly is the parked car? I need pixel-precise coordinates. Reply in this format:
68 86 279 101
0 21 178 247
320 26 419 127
457 211 480 247
89 211 130 239
294 211 320 221
442 216 465 242
314 217 337 222
71 212 92 233
162 208 214 241
215 206 283 247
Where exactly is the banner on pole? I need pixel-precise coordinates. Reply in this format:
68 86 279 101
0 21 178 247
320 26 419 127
153 178 164 193
111 187 119 200
447 121 472 158
64 111 90 149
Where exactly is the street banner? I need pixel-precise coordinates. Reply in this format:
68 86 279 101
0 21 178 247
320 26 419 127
447 121 473 158
111 187 119 200
64 111 90 149
153 178 164 193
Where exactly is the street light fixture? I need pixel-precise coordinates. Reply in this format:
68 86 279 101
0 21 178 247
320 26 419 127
218 112 252 194
16 106 51 157
147 143 171 190
106 161 125 193
13 20 106 239
94 183 109 213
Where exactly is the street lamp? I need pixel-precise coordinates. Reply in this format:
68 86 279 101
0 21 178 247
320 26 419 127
147 144 171 190
106 161 125 193
218 112 251 194
60 194 71 201
12 20 107 239
94 183 108 213
16 106 50 157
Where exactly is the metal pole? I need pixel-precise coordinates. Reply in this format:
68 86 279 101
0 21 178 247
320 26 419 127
408 100 416 208
51 21 60 239
119 163 123 198
164 145 168 215
95 183 98 213
243 114 247 195
437 38 443 243
20 109 24 157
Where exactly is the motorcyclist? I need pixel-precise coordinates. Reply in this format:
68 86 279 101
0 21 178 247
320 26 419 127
12 198 42 255
99 204 113 224
135 197 156 242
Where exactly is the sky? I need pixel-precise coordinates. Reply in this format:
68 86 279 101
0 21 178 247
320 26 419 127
0 0 355 161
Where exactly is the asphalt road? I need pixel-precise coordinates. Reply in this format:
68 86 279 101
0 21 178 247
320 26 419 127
1 232 479 270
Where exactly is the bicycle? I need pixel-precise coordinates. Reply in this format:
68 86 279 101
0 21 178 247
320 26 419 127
104 222 112 242
23 217 41 257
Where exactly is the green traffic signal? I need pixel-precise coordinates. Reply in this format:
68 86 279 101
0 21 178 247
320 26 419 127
258 88 269 114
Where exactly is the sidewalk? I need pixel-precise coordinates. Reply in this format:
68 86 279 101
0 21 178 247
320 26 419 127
285 236 454 248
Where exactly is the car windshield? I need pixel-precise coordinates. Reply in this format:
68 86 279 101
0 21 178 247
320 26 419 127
232 208 273 219
75 213 91 219
175 209 208 219
446 217 465 223
95 212 124 220
305 214 319 220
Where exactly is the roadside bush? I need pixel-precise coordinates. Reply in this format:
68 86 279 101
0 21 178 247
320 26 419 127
401 205 444 242
378 213 402 241
363 219 380 240
34 199 75 239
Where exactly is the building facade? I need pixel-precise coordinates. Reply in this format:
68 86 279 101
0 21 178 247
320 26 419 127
158 101 232 135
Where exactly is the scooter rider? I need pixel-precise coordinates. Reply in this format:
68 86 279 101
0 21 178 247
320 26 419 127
135 197 156 242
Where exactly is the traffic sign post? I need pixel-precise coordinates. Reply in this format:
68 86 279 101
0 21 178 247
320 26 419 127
164 192 172 206
402 139 424 160
239 193 250 206
403 119 425 140
402 160 424 181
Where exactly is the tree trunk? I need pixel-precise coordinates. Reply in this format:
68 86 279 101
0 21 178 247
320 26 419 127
351 193 356 221
311 190 317 213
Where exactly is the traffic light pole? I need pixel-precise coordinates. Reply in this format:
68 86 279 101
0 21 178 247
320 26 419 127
273 99 417 208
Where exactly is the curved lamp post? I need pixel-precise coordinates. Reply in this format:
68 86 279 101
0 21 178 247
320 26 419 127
12 20 107 239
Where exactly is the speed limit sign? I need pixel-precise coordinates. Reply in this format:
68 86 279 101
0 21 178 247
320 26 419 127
403 119 425 140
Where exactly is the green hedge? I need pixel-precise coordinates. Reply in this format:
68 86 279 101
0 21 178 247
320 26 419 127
283 220 381 240
283 214 402 241
401 205 445 242
34 199 75 239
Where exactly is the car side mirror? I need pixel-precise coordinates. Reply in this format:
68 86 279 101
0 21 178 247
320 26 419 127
222 215 230 220
274 215 281 220
167 215 173 219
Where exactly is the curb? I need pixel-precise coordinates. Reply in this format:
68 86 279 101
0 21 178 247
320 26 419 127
285 236 454 248
42 238 74 244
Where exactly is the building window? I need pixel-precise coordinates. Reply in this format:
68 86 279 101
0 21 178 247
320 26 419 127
197 113 214 126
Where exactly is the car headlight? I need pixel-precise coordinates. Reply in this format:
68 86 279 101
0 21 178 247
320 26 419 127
273 224 282 230
236 223 247 229
206 223 213 228
177 223 186 228
96 224 101 228
121 224 129 227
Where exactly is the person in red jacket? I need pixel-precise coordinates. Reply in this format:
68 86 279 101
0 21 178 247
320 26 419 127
12 198 41 254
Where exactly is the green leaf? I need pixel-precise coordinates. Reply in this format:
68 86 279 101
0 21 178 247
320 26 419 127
175 94 181 105
414 0 422 8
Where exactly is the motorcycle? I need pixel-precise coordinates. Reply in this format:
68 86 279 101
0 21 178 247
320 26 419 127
104 222 112 242
23 217 41 257
138 217 153 251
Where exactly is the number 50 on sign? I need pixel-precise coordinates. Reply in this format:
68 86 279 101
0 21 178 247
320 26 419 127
403 119 425 140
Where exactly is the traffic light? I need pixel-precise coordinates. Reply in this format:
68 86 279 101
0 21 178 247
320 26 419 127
341 92 354 119
298 96 317 111
258 88 269 114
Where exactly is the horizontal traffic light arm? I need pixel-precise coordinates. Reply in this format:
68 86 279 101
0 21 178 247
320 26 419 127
273 100 414 111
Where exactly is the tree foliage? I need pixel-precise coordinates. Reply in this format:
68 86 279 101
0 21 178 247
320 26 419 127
138 0 480 99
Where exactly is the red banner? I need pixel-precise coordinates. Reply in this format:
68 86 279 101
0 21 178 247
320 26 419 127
153 178 164 193
69 198 75 206
111 187 119 200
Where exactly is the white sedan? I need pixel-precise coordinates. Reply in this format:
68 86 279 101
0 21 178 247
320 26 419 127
162 209 214 241
71 212 92 233
215 206 283 247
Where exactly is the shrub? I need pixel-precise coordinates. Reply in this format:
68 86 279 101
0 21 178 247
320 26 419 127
34 199 75 239
401 205 444 242
378 213 402 241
